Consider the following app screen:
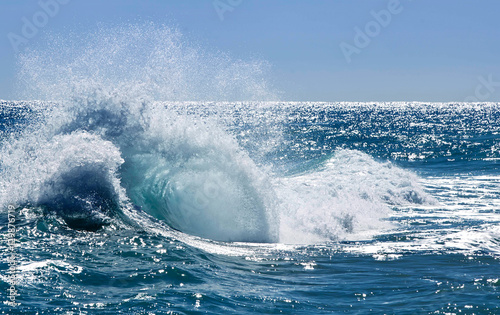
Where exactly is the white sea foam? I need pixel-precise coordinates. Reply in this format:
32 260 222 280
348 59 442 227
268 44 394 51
276 149 434 244
343 175 500 258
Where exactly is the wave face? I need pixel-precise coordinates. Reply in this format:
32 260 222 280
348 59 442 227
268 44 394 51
3 24 281 242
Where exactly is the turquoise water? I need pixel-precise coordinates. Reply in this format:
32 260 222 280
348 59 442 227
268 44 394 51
1 23 499 314
1 101 499 314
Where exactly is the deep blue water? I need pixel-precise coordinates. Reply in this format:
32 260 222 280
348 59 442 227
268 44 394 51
1 101 500 314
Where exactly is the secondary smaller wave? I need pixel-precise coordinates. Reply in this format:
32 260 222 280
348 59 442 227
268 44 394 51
0 131 128 231
277 149 435 244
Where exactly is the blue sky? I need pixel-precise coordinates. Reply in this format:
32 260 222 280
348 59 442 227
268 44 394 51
1 0 499 101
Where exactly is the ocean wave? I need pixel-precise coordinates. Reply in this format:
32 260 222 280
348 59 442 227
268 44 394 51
1 24 434 245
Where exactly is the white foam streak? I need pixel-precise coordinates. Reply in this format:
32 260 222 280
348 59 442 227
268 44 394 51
344 175 500 258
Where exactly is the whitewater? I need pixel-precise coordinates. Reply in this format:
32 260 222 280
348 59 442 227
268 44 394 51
1 24 499 314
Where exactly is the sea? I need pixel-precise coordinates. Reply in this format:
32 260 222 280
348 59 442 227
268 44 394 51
1 25 500 314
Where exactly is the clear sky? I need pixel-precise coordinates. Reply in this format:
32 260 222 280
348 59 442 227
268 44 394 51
1 0 499 101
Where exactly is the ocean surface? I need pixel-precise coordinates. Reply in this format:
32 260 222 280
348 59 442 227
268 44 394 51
1 100 499 314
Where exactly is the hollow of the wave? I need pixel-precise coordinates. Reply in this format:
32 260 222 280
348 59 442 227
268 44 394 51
121 156 277 243
39 167 120 231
